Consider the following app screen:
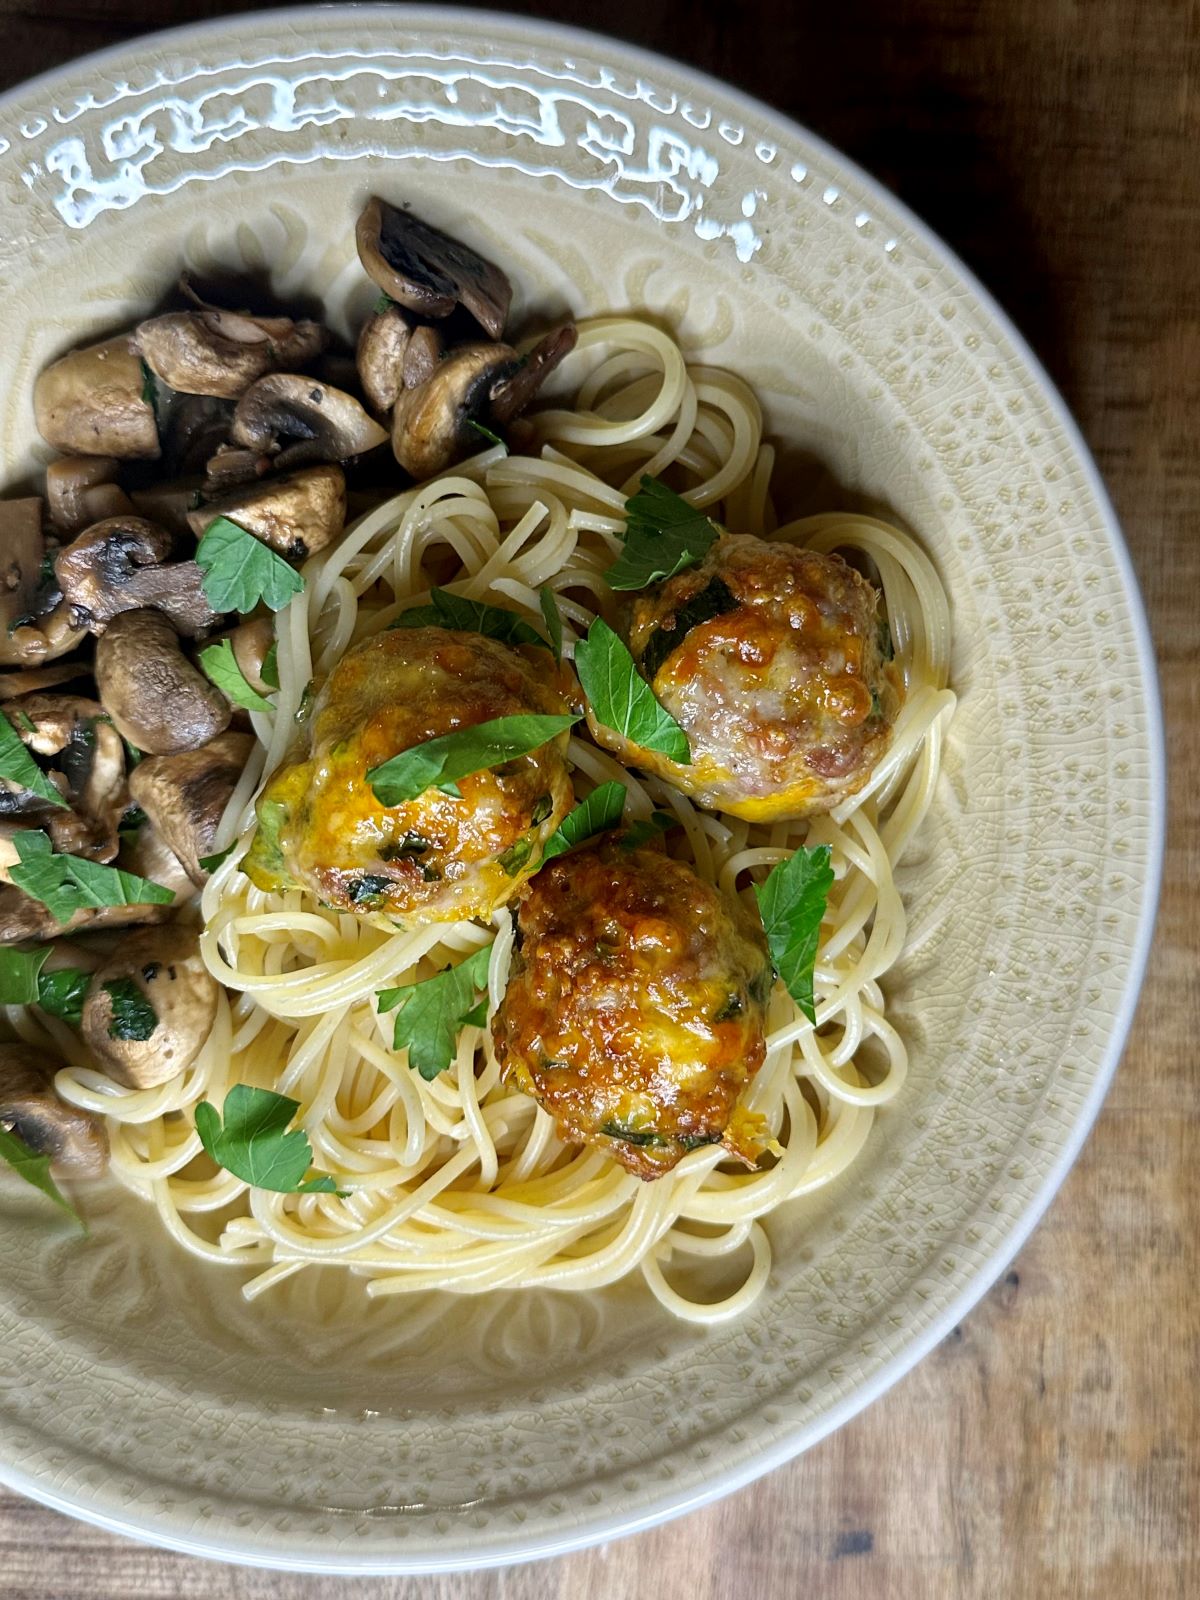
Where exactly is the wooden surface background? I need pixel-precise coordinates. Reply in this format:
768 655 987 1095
0 1 1195 1596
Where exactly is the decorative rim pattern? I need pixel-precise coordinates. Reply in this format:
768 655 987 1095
0 6 1164 1573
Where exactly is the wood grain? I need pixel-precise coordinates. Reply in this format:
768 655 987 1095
0 1 1196 1596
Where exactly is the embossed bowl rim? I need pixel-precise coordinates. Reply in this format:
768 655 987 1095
0 3 1165 1573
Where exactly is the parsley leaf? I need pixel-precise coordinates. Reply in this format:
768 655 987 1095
0 947 90 1026
0 1124 84 1228
198 844 236 875
539 585 563 663
367 713 578 807
606 476 718 591
573 618 690 764
467 418 506 450
390 588 546 650
9 830 173 925
194 1085 342 1194
0 945 49 1005
542 781 626 861
35 966 90 1027
639 575 739 682
195 516 305 615
373 291 394 314
377 943 493 1080
261 641 280 689
102 977 157 1041
753 846 835 1024
198 639 275 712
0 711 67 809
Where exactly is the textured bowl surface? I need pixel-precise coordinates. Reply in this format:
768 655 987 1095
0 5 1163 1573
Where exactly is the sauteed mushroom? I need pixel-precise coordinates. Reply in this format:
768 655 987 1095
390 343 515 480
0 500 86 667
80 925 219 1088
489 324 579 424
356 303 413 412
45 458 131 536
95 609 230 755
0 1042 108 1177
55 517 219 637
230 374 387 469
355 196 512 338
129 731 254 886
187 465 346 562
221 616 275 695
3 693 126 861
33 335 159 459
137 307 325 399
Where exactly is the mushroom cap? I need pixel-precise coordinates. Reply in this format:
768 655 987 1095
95 608 231 756
136 309 326 400
223 616 275 696
55 516 221 637
390 343 516 480
5 692 127 862
0 1042 108 1178
121 818 195 904
0 499 87 668
489 323 579 425
356 304 412 413
230 374 388 468
45 457 122 535
81 924 219 1088
33 335 159 460
355 197 512 338
187 465 346 563
129 731 254 887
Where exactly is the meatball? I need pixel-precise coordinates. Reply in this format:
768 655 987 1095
242 627 575 927
492 833 775 1180
590 534 902 822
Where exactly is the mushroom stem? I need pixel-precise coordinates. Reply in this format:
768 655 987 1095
95 610 231 756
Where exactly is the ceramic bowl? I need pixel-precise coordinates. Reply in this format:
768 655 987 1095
0 6 1163 1572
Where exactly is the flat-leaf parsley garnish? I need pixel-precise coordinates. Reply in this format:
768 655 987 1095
753 845 836 1024
367 713 578 807
198 639 275 712
101 978 157 1041
377 943 493 1080
605 475 718 591
0 947 91 1025
620 812 675 851
390 588 546 650
8 830 173 925
195 516 305 615
194 1085 343 1194
573 618 690 764
0 1124 85 1228
541 780 627 861
0 711 67 809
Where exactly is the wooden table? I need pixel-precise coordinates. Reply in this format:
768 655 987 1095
0 1 1194 1595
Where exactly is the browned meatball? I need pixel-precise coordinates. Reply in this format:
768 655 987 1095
492 833 774 1180
243 627 575 928
587 534 902 822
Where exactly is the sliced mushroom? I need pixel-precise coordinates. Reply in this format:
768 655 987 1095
33 334 159 459
80 924 219 1088
222 616 275 695
401 325 444 391
128 481 204 539
0 839 176 941
0 1042 108 1178
390 343 516 479
129 731 253 887
55 517 220 637
45 457 133 535
136 307 326 400
121 818 195 904
158 393 235 477
187 464 345 564
3 693 126 861
95 609 230 756
355 304 413 413
0 664 87 701
229 374 388 469
355 197 511 338
0 500 86 668
489 324 579 424
202 445 269 492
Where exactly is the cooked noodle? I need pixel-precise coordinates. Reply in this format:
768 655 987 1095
50 316 955 1323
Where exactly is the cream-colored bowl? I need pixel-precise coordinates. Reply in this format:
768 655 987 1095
0 7 1163 1573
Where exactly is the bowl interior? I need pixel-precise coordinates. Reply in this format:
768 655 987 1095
0 8 1160 1570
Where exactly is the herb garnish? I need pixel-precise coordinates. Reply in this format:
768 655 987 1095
101 977 158 1041
573 618 690 764
0 947 89 1024
541 781 626 861
639 575 739 682
0 711 67 809
198 843 236 875
390 588 547 650
753 845 835 1024
467 418 506 450
620 812 675 851
194 1085 343 1194
599 1120 666 1147
195 516 305 615
0 1124 84 1227
377 943 493 1080
605 476 719 591
261 641 280 689
367 713 578 807
199 639 275 712
8 831 173 925
538 585 564 663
